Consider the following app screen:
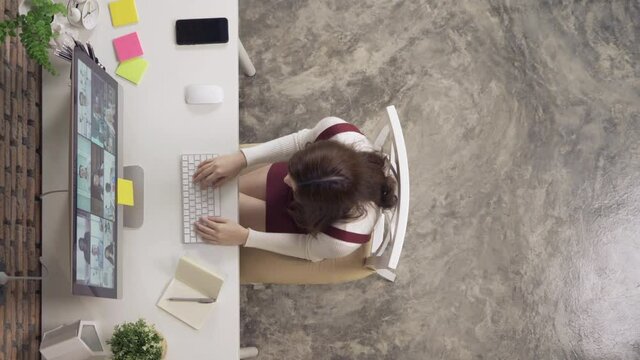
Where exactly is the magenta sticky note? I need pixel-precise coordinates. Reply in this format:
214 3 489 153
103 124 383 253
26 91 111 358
113 32 143 62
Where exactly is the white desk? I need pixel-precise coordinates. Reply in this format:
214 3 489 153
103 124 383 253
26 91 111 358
41 1 239 359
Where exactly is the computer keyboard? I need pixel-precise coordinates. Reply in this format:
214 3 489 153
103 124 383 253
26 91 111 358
181 154 221 244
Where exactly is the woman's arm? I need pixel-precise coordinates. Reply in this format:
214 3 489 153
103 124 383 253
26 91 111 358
244 229 361 262
194 206 378 261
193 116 370 187
193 216 359 261
240 117 348 167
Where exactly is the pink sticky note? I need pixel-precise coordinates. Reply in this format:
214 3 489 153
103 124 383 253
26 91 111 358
113 32 143 62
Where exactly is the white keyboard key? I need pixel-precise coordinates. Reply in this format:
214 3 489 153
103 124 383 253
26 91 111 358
180 153 220 244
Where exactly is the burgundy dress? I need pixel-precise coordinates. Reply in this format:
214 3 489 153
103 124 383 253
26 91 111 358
264 122 372 244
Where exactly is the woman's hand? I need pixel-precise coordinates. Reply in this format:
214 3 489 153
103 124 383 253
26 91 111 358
195 216 249 246
193 151 247 188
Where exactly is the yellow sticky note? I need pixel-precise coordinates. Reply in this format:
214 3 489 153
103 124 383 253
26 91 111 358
109 0 139 27
115 58 148 85
117 178 134 206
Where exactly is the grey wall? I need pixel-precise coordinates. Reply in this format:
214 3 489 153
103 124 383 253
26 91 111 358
239 1 640 359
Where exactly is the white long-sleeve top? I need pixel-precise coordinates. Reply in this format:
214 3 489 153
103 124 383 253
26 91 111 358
240 117 380 261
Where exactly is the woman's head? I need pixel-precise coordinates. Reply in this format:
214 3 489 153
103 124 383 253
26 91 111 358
286 140 397 235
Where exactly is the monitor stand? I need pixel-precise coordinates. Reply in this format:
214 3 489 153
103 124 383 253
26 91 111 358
123 165 144 228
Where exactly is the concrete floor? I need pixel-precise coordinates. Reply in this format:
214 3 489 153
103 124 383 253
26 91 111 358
238 1 640 359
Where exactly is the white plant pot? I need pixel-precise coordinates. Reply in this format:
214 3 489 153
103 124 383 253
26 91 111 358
18 0 31 15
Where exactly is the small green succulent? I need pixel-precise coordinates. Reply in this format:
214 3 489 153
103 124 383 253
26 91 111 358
108 319 165 360
0 0 66 74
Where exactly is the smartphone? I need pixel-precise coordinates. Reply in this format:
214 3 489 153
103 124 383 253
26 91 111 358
175 18 229 45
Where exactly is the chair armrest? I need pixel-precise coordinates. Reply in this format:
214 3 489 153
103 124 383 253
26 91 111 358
386 105 410 269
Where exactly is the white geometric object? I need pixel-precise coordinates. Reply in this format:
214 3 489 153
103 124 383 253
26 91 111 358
40 320 107 360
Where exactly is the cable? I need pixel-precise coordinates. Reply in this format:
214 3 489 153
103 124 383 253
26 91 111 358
40 256 49 278
0 256 49 286
37 189 69 202
5 191 64 284
1 194 60 285
39 189 69 197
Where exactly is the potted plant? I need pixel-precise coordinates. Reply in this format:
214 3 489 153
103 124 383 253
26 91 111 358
108 319 167 360
0 0 66 74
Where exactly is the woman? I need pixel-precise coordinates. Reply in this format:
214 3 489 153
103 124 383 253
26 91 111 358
192 117 397 261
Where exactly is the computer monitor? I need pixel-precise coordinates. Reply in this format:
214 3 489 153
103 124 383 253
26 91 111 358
70 47 123 299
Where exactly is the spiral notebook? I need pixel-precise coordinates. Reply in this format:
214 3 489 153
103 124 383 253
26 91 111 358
156 256 224 329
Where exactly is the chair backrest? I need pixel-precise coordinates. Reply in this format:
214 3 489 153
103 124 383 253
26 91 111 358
365 105 410 282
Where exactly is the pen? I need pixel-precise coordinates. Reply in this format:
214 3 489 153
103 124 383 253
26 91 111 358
58 46 72 55
54 51 72 61
86 42 95 60
54 56 71 63
74 40 88 55
168 297 215 304
54 53 72 62
63 45 74 56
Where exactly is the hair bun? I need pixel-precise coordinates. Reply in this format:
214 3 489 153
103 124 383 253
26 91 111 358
380 176 398 209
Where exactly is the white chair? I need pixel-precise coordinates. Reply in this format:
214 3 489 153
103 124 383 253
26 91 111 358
239 105 410 284
239 346 259 359
237 105 409 359
239 40 256 77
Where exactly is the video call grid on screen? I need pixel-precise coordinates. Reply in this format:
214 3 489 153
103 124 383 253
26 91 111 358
73 53 118 297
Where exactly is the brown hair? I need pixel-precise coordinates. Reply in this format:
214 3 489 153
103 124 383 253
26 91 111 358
287 140 397 235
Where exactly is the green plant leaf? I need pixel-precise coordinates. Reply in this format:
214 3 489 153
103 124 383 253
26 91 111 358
0 0 64 74
108 319 164 360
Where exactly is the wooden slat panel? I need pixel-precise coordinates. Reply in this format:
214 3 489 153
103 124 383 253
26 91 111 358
0 0 43 357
